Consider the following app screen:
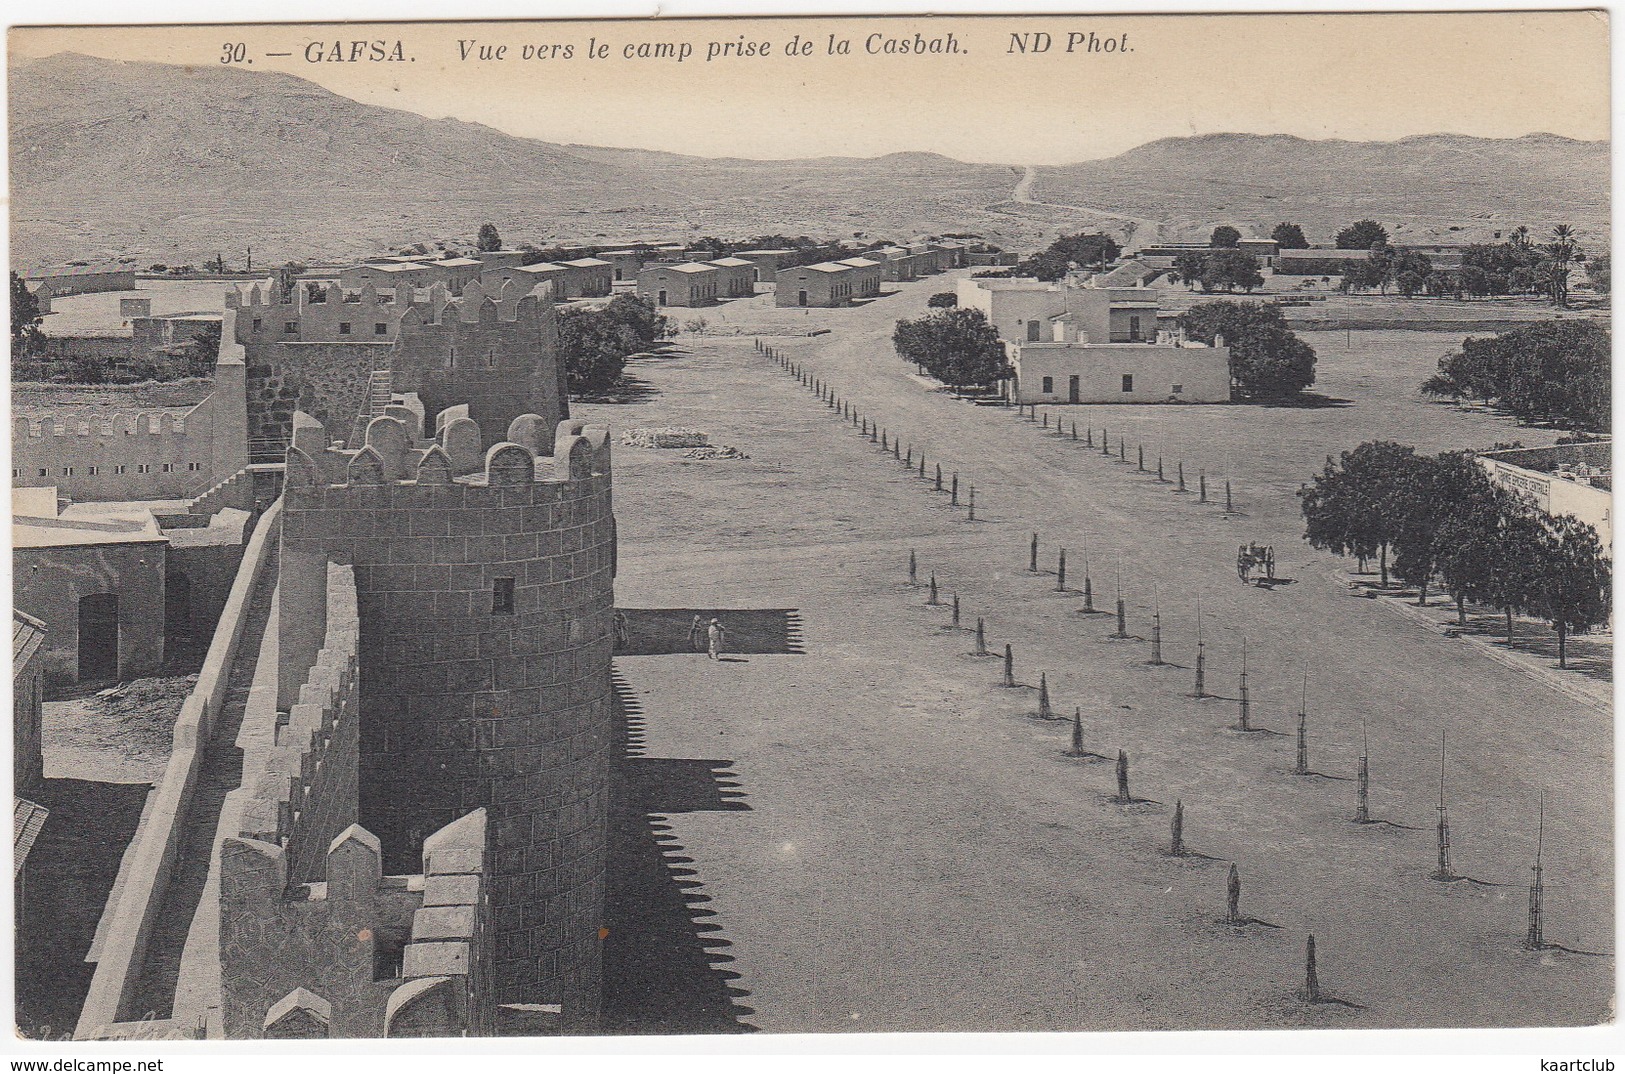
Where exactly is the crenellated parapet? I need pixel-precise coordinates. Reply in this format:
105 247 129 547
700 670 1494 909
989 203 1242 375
10 393 229 501
219 808 491 1039
280 410 609 497
238 562 361 888
274 404 614 1023
228 277 553 346
229 275 566 463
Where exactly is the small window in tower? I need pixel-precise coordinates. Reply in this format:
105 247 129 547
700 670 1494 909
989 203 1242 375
61 467 73 477
36 469 46 478
448 347 456 369
252 317 263 332
1121 374 1134 393
284 321 298 334
492 577 515 615
485 349 496 368
375 322 388 335
88 466 99 476
338 322 352 335
1041 376 1054 394
1172 383 1184 395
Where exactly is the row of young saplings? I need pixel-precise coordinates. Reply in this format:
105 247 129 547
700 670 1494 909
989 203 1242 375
1011 400 1241 514
756 339 1564 1007
911 534 1565 1008
756 338 988 521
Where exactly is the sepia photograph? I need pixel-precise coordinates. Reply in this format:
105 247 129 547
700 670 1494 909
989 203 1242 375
4 3 1615 1056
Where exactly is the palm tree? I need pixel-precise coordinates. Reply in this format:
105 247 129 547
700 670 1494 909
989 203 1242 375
1546 224 1578 307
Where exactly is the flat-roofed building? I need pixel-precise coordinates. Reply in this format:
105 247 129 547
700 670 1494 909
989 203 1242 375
473 249 527 271
875 247 920 282
637 262 720 307
835 257 884 298
956 275 1066 343
598 250 646 283
340 261 438 291
707 257 758 298
362 253 440 265
422 257 485 293
775 263 857 308
481 261 568 299
1478 441 1613 553
1011 322 1230 405
12 490 169 687
557 258 615 298
734 249 796 282
906 243 946 274
23 264 137 298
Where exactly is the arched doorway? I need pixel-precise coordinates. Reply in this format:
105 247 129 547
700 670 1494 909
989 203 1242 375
78 593 119 682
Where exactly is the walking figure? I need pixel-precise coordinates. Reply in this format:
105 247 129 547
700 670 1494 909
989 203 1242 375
707 618 726 661
613 611 629 651
689 614 706 653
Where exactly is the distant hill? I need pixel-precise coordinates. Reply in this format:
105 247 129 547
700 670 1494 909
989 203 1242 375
8 53 1610 267
7 53 1014 267
1032 132 1610 247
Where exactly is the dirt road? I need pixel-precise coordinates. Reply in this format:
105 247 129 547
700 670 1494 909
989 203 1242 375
583 277 1611 1034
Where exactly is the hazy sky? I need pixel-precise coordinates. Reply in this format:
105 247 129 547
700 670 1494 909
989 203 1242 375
10 11 1612 164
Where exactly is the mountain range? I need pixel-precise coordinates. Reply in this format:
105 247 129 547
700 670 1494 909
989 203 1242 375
8 51 1609 268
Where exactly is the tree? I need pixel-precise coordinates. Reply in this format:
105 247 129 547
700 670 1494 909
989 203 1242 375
1013 232 1121 280
1587 253 1610 295
1210 225 1242 248
1391 452 1493 607
927 292 958 308
179 321 223 377
1298 440 1419 586
1336 220 1389 250
1526 514 1611 668
10 272 44 360
557 307 638 394
1171 252 1206 290
476 223 503 253
1179 300 1317 400
892 308 1009 392
1198 250 1263 293
601 293 672 348
1271 222 1310 250
1433 477 1521 626
1544 224 1579 308
1457 265 1491 299
1424 321 1610 432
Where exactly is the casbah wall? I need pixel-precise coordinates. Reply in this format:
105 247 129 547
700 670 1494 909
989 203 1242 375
276 409 614 1027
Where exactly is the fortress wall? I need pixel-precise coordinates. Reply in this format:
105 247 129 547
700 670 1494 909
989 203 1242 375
277 414 614 1025
75 502 283 1040
233 280 565 458
12 397 217 501
216 560 493 1040
238 562 362 886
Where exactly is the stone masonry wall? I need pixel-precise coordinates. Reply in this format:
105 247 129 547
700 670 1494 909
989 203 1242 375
219 559 494 1040
277 412 615 1026
231 279 567 460
238 562 362 887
